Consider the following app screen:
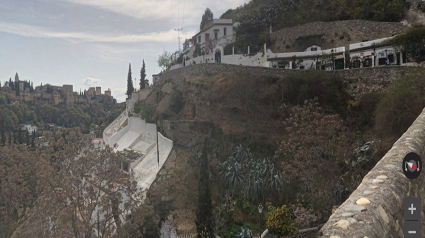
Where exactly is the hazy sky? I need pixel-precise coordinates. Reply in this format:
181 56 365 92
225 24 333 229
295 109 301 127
0 0 250 102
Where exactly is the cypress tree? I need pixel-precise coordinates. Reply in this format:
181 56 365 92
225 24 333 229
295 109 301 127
140 60 146 90
17 127 22 144
31 130 36 148
127 63 134 98
195 141 215 238
26 130 30 145
13 131 17 144
0 122 5 146
8 131 12 146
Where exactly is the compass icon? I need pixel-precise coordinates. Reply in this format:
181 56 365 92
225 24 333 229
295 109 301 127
403 152 422 180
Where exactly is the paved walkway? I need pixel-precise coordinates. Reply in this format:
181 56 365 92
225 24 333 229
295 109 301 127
133 132 173 192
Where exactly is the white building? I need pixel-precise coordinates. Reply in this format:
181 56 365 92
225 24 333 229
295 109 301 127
267 46 346 70
184 19 235 58
21 124 37 135
152 74 161 84
348 37 406 68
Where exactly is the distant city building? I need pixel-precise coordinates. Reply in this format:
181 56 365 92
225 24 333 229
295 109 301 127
2 77 116 106
20 124 38 135
152 74 161 84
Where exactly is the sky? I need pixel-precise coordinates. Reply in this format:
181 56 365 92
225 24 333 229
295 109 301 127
0 0 250 102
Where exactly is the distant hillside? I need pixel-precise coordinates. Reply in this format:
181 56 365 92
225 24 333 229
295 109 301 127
219 0 420 48
0 92 124 136
269 20 409 53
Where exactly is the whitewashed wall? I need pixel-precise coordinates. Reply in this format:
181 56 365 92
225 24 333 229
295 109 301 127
103 109 128 142
221 52 269 67
182 45 268 68
127 117 157 144
350 45 399 67
107 123 130 148
170 64 182 71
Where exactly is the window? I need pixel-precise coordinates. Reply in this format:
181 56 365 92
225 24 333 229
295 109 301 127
214 32 218 40
205 33 210 41
193 38 196 44
311 47 317 51
224 27 227 36
388 54 394 63
122 161 130 172
198 36 201 43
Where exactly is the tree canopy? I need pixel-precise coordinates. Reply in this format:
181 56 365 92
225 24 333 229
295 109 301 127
388 26 425 63
9 128 143 237
127 63 134 98
157 50 172 71
200 8 214 31
140 60 146 90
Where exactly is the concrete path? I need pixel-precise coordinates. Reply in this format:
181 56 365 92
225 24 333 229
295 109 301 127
133 133 173 191
115 131 139 151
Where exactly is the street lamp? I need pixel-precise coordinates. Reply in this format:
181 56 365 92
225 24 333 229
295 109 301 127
258 203 263 237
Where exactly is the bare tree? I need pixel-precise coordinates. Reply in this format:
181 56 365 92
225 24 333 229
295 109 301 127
13 128 143 238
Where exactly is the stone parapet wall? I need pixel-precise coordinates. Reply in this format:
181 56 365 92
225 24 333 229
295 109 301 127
319 108 425 237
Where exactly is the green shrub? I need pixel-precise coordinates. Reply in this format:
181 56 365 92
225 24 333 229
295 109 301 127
388 26 425 63
266 204 298 237
348 92 382 129
278 71 348 117
135 100 156 123
169 92 184 114
375 75 425 136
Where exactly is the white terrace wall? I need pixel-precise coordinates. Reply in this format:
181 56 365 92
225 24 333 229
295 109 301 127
221 52 269 67
319 108 425 237
106 121 130 148
127 117 157 145
106 117 157 149
181 45 269 68
103 109 128 143
183 52 268 67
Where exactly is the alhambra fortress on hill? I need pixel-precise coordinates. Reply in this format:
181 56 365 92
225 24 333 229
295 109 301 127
1 73 115 105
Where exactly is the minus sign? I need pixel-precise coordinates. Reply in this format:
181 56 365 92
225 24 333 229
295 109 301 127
408 231 417 234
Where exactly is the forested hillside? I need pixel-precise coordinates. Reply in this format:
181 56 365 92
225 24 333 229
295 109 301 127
0 92 124 137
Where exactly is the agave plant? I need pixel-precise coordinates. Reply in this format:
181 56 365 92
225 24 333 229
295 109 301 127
237 225 253 238
217 145 286 201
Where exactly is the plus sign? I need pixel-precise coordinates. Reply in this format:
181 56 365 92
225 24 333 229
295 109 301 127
409 203 417 215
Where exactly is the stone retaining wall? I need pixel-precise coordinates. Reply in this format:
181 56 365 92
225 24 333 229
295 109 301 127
159 64 421 100
319 108 425 237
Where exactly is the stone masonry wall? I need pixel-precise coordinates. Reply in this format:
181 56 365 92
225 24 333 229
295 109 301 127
159 64 420 100
270 20 409 53
319 108 425 237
